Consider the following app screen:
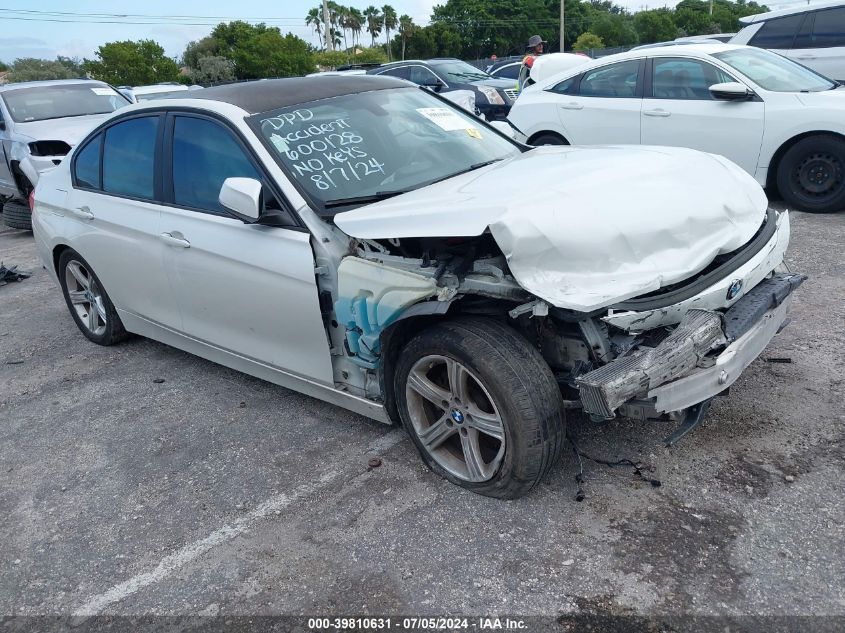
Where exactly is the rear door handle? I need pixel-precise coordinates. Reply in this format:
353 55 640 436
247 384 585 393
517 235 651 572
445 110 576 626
560 102 583 110
71 206 94 220
643 109 671 117
159 232 190 248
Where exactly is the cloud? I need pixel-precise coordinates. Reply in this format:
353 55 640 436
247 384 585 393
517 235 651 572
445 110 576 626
0 37 55 62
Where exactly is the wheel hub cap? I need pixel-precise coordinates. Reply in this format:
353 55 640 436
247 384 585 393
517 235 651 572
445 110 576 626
405 355 506 484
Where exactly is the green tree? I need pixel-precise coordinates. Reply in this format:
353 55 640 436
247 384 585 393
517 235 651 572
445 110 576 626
398 14 416 60
7 57 81 82
306 7 324 49
188 55 235 85
182 37 218 68
314 50 348 69
573 32 604 52
382 5 397 61
634 9 678 44
207 22 315 79
354 46 388 63
364 6 383 48
347 8 364 48
83 40 179 85
590 13 638 47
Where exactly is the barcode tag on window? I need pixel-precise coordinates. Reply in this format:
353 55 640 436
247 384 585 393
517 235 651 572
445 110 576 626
416 107 466 131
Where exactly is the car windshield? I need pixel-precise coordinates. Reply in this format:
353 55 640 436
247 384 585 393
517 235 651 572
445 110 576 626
428 60 491 83
250 87 520 214
713 48 835 92
1 83 129 122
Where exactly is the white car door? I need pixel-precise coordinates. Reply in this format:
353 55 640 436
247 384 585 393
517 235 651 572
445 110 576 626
553 58 644 145
64 113 183 331
157 113 333 384
640 57 764 176
784 7 845 81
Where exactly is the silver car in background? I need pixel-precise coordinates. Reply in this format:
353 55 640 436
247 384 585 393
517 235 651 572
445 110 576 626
0 79 129 229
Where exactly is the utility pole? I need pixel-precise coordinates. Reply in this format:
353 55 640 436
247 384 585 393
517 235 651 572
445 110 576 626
560 0 565 51
322 0 333 51
709 0 713 15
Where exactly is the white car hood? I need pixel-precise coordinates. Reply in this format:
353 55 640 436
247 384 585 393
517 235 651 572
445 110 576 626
12 113 110 145
334 145 768 312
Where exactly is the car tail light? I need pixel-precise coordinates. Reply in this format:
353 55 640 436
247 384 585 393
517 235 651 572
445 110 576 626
28 190 35 213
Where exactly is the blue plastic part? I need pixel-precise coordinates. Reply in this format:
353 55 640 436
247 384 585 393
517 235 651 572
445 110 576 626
334 294 411 369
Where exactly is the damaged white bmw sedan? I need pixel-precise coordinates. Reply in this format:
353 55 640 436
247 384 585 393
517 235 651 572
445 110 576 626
32 76 804 499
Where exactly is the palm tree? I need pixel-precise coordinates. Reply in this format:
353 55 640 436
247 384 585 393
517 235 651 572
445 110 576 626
347 7 364 49
363 6 382 49
306 7 324 50
398 14 415 61
336 5 350 53
382 4 397 61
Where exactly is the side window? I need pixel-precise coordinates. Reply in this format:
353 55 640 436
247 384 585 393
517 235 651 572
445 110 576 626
377 66 410 80
579 60 640 98
74 134 102 189
651 58 734 100
493 64 520 80
793 14 815 49
549 75 578 94
171 116 260 214
408 66 439 85
749 14 803 49
103 116 158 200
808 8 845 48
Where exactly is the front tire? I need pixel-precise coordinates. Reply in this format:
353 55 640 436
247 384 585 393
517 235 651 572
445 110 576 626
58 249 127 346
776 135 845 213
394 318 566 499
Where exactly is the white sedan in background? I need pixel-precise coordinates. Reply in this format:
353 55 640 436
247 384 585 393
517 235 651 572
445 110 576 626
509 44 845 213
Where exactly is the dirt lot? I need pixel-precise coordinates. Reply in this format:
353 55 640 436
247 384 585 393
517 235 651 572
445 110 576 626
1 206 843 624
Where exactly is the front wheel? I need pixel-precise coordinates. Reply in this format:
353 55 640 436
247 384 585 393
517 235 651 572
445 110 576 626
776 135 845 213
530 133 568 146
394 318 566 499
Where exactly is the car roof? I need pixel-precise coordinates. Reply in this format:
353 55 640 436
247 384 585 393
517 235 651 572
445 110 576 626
186 76 410 114
586 42 743 64
0 78 108 92
132 84 190 94
739 0 843 24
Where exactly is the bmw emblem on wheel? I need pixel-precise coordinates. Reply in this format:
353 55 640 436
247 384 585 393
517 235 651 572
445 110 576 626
451 409 465 424
726 278 744 300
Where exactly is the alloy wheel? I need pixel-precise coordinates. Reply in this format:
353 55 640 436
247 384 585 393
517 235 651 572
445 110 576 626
405 354 506 483
64 260 107 337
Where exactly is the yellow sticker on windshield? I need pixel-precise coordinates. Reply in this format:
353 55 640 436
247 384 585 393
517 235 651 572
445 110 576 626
466 128 482 139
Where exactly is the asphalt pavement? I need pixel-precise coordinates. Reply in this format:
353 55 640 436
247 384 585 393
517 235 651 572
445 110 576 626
1 205 843 625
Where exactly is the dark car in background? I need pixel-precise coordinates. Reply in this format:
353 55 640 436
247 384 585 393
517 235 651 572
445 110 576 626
367 58 516 120
486 56 524 81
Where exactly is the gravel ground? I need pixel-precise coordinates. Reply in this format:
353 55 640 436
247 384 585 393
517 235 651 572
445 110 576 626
1 205 843 625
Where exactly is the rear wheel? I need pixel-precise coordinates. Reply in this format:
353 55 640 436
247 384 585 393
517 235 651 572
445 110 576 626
394 318 566 499
530 133 568 146
776 135 845 213
58 249 127 345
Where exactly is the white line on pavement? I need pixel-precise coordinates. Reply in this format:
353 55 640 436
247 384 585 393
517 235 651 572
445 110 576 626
73 429 404 616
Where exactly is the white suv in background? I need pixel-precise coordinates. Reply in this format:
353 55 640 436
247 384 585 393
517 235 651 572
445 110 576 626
731 0 845 81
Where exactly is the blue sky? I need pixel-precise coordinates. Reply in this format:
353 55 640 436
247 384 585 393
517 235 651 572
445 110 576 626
0 0 827 63
0 0 438 63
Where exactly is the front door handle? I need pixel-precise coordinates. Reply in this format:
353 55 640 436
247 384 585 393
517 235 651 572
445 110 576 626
159 232 190 248
643 109 671 117
560 102 583 110
71 206 94 220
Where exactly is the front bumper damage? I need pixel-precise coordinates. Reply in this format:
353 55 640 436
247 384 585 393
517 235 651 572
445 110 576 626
576 273 806 418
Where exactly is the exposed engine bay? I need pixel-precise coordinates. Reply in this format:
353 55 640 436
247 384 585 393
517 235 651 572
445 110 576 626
323 207 803 429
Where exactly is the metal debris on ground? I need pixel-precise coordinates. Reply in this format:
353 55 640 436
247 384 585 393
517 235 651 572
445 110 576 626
368 457 382 469
766 357 793 364
0 262 31 286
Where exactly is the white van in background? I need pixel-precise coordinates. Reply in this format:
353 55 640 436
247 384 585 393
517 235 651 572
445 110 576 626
731 0 845 81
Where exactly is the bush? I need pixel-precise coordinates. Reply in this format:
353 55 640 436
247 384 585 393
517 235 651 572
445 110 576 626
573 32 604 52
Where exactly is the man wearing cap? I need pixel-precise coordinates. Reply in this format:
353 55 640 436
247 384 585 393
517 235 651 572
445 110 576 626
518 35 546 91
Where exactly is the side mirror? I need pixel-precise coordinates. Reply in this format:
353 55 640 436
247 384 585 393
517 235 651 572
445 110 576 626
709 82 753 101
424 79 445 92
0 121 5 131
219 177 262 222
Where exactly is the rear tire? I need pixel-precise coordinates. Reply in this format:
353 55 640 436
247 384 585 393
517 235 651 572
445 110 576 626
394 317 566 499
776 135 845 213
2 200 32 230
530 133 568 146
58 249 127 346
